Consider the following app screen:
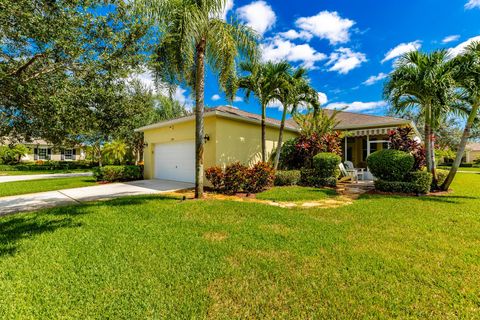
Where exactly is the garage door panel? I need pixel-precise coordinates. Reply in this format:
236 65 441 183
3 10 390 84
154 141 195 183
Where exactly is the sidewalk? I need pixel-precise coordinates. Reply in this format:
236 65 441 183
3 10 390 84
0 179 194 216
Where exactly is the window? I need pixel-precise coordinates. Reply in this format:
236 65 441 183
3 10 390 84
38 148 47 160
64 149 73 160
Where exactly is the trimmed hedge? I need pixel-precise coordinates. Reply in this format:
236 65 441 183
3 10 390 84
274 170 301 186
300 169 337 188
436 169 449 187
223 162 248 194
93 165 143 182
0 161 97 171
374 171 432 194
244 162 275 193
367 149 414 181
313 152 341 178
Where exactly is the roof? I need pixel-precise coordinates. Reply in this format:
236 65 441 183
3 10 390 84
135 105 412 132
467 142 480 151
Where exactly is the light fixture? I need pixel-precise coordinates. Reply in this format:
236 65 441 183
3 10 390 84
204 134 210 142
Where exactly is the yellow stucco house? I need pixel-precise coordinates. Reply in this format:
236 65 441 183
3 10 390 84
136 106 417 182
465 143 480 163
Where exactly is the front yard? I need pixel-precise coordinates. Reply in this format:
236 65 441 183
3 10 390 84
0 176 97 197
0 174 479 318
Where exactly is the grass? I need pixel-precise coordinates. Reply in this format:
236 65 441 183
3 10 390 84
0 169 92 176
438 166 480 172
0 174 479 318
0 176 98 197
256 185 337 202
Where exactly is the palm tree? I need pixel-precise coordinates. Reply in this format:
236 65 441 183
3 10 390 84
134 0 258 198
238 61 290 162
103 140 128 165
384 50 457 188
273 67 318 170
441 42 480 190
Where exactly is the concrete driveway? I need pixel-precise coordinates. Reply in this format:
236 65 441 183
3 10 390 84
0 172 93 183
0 179 193 216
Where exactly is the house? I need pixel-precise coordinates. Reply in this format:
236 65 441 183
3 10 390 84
136 106 419 183
1 139 86 162
465 142 480 163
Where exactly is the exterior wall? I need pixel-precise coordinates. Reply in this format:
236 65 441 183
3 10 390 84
466 150 480 163
142 115 299 179
21 146 85 162
142 117 217 179
214 116 298 168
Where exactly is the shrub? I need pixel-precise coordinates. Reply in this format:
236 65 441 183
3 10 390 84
93 165 143 182
313 152 341 178
367 149 415 181
389 127 426 170
0 144 28 164
435 169 449 187
244 162 275 194
223 162 248 194
205 166 224 192
374 171 432 194
275 170 301 186
300 169 337 188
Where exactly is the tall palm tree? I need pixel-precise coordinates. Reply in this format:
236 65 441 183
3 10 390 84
134 0 258 198
384 50 457 188
273 67 317 170
238 61 290 162
442 42 480 190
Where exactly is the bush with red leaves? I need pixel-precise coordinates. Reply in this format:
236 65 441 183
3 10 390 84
388 127 426 171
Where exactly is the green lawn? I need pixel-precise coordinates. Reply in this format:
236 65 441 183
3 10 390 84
0 169 92 176
0 176 98 197
0 174 479 318
438 166 480 172
256 185 337 202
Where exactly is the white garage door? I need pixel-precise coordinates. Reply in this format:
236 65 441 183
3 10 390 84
154 141 195 183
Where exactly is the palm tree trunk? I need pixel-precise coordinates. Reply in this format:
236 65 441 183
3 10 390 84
194 37 206 199
273 104 288 170
441 102 479 190
424 105 437 189
261 103 266 162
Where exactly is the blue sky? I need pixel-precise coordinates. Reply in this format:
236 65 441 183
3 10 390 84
140 0 480 119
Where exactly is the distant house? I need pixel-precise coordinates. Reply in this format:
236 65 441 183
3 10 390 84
1 139 86 162
136 106 420 183
465 143 480 163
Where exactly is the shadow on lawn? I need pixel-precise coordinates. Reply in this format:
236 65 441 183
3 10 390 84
0 195 178 257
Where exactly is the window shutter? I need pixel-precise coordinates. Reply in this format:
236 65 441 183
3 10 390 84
47 148 52 160
61 149 65 161
72 148 76 160
34 148 38 160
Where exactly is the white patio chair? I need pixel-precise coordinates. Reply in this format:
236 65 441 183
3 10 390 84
344 161 365 182
338 163 357 183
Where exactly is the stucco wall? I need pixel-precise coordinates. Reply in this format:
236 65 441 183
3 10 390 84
142 114 299 179
142 116 217 179
214 116 298 167
466 150 480 163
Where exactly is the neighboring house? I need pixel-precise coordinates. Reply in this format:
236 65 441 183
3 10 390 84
1 139 86 162
136 106 419 183
465 143 480 163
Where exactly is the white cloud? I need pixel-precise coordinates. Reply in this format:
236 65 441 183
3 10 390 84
234 96 243 102
442 35 460 44
278 29 313 41
363 72 388 86
326 48 367 74
211 94 221 101
382 41 422 63
221 0 234 20
261 37 327 69
130 70 193 108
325 100 388 113
236 1 276 36
465 0 480 9
449 35 480 57
318 92 328 105
295 11 355 45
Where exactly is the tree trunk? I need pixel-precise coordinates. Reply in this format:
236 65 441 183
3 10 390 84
261 103 266 162
194 37 206 199
273 104 288 170
424 105 437 189
441 102 479 190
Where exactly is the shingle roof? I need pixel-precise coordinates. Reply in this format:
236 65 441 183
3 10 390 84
137 105 412 132
467 142 480 151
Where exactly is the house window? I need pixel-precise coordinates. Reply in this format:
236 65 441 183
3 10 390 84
64 149 73 160
38 148 48 160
